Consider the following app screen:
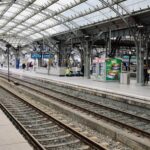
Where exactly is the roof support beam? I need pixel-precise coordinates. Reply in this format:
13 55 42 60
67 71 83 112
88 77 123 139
2 16 53 39
19 0 125 37
3 0 58 33
116 3 138 25
2 20 57 50
0 0 15 19
98 0 129 27
51 8 150 39
11 0 87 36
0 39 16 50
0 0 37 30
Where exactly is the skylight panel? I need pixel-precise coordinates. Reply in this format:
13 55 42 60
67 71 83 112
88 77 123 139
48 3 63 11
0 19 7 25
15 14 27 21
6 22 16 27
0 30 4 34
0 5 7 12
73 17 90 26
52 24 69 33
4 11 14 17
29 33 43 39
58 0 74 5
31 26 40 31
31 14 47 21
40 31 50 36
0 0 150 43
61 9 77 18
17 8 34 18
13 28 22 31
71 2 91 13
7 4 23 13
25 18 37 24
45 28 56 35
22 30 33 35
1 26 11 31
121 0 150 13
34 0 50 6
17 25 26 29
42 18 58 26
35 23 47 29
87 0 102 6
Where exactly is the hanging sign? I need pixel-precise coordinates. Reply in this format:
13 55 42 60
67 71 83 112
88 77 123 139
31 53 54 59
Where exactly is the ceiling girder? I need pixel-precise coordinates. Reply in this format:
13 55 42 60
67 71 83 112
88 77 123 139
0 0 149 49
4 0 58 33
6 0 87 36
0 0 37 30
52 8 150 41
98 0 129 27
0 0 15 19
2 16 47 37
1 16 59 49
19 0 125 37
0 39 16 50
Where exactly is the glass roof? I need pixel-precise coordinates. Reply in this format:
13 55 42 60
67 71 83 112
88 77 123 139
0 0 149 47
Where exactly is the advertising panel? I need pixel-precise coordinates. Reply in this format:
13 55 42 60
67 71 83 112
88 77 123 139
106 58 122 81
92 57 106 81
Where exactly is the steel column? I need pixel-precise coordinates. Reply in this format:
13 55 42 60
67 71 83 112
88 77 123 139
84 41 91 79
137 32 144 85
6 44 11 82
108 28 112 55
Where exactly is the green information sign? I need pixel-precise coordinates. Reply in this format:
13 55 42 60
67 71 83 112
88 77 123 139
106 58 122 81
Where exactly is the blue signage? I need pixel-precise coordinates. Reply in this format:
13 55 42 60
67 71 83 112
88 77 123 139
43 54 54 58
31 53 54 59
31 53 41 59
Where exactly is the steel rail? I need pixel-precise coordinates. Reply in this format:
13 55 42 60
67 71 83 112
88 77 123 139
17 80 150 139
0 103 46 150
0 72 150 139
0 84 107 150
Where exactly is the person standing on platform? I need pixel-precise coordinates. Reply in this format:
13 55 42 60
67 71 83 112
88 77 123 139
65 67 71 76
144 64 149 85
29 62 33 71
81 65 84 76
22 63 26 70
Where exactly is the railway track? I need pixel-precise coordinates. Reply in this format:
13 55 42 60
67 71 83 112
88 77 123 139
0 87 106 150
0 72 150 139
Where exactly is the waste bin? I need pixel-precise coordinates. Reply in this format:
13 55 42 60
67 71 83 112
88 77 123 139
120 72 130 84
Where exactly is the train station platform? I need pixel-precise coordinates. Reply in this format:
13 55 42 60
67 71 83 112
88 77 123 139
0 67 150 103
0 109 33 150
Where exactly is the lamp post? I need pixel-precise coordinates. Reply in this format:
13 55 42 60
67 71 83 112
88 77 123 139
6 44 11 82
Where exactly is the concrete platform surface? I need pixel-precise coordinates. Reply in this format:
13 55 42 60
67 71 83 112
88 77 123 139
0 109 33 150
0 67 150 102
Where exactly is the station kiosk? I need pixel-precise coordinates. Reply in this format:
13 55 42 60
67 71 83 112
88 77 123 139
91 57 122 82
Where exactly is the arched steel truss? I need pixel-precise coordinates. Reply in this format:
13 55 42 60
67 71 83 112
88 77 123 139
0 0 149 48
